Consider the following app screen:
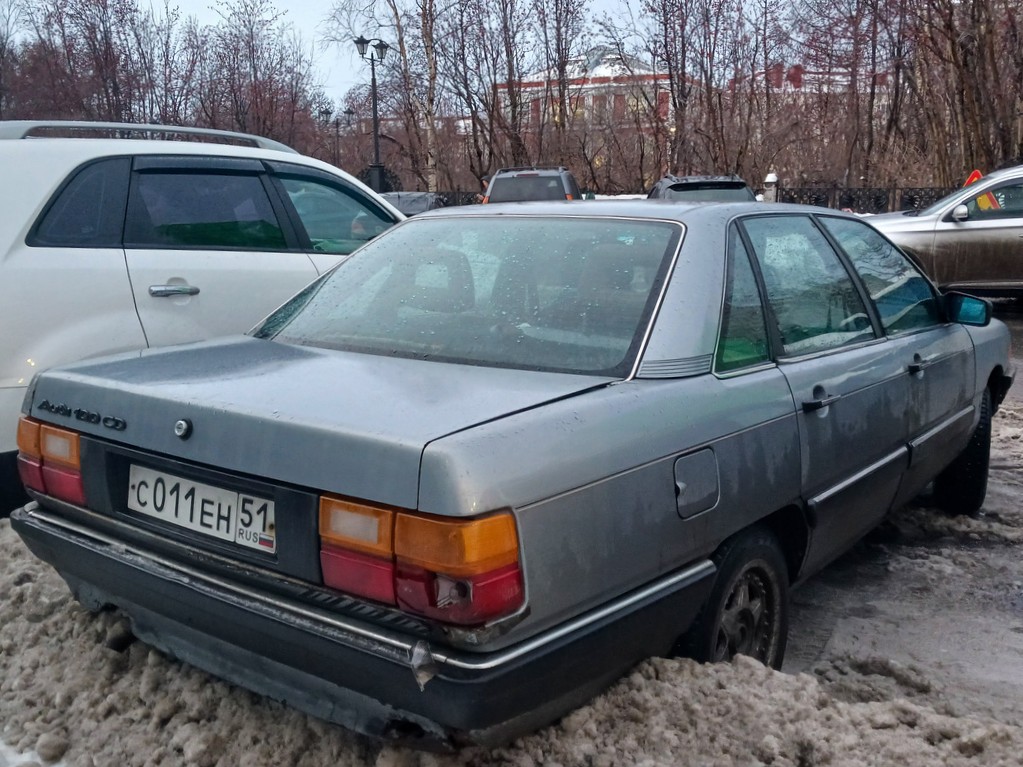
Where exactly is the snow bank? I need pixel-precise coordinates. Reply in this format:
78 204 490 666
2 409 1022 766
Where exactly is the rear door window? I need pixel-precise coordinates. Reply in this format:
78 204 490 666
125 171 286 250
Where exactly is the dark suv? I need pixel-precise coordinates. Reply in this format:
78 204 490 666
648 174 756 202
483 166 581 203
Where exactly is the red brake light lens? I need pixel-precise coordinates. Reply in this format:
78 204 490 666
16 454 44 493
320 545 396 605
395 562 524 625
40 463 87 506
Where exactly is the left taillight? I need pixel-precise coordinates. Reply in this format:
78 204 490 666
17 417 86 506
318 495 524 626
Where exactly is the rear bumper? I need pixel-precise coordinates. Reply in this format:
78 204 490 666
11 503 715 748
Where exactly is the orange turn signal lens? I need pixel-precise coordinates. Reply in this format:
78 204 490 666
319 496 394 557
39 424 80 468
16 417 41 458
394 512 519 577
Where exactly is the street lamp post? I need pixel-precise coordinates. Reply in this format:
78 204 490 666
332 117 340 166
354 35 390 193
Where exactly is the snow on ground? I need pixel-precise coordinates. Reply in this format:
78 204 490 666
2 408 1023 767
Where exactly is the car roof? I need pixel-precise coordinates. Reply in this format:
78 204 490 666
492 166 571 176
0 124 405 220
0 120 296 152
0 134 301 162
655 174 750 186
974 164 1023 182
412 199 848 224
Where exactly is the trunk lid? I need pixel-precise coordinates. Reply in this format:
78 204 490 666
27 336 611 508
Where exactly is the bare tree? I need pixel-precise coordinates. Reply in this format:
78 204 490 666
193 0 319 146
532 0 588 159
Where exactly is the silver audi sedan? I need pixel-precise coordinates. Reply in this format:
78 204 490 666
11 201 1014 748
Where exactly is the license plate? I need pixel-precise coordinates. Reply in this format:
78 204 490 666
127 465 276 554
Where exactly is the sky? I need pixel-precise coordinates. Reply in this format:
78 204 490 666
164 0 361 106
163 0 630 109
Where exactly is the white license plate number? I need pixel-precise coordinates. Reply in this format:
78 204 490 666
127 465 276 554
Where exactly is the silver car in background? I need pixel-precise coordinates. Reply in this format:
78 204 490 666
870 164 1023 296
11 201 1014 748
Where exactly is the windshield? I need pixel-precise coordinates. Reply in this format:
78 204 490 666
255 215 682 376
913 185 972 217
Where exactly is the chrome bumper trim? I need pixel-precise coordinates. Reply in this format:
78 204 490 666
21 505 715 673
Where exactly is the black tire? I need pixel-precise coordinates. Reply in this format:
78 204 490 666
934 388 991 515
677 527 789 669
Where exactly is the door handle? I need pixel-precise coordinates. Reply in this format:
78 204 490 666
802 394 840 412
908 354 939 375
149 284 200 297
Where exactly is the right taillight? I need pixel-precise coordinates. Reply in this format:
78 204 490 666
394 512 523 625
317 495 524 626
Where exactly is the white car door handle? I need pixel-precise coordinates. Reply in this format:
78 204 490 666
149 285 200 297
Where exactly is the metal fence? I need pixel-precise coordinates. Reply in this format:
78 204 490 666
434 186 960 213
778 186 957 214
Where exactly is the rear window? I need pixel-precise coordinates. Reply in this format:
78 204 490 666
255 216 681 376
662 184 755 202
488 176 569 202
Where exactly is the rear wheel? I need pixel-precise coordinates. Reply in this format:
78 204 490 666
934 388 991 515
678 527 789 669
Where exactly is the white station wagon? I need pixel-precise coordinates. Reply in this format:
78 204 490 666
0 121 403 510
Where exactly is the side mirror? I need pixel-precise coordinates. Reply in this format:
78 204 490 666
951 204 969 222
945 291 991 326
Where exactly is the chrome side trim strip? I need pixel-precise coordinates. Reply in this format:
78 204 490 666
809 446 908 508
908 405 974 467
434 560 716 671
23 507 715 674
